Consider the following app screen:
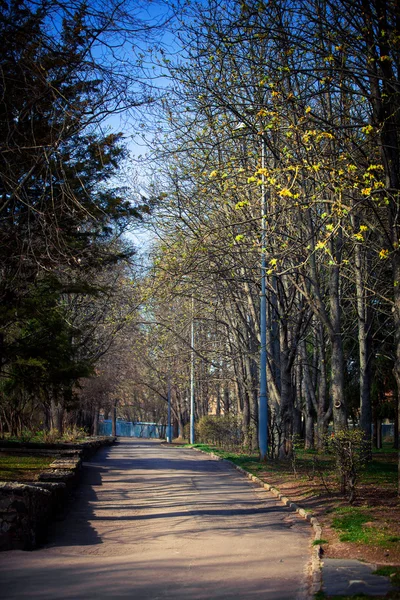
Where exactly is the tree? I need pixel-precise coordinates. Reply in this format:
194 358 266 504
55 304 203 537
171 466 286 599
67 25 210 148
0 0 163 433
143 0 398 460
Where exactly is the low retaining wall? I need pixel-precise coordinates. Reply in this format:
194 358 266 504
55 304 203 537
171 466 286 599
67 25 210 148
0 436 115 459
0 482 61 550
0 436 116 551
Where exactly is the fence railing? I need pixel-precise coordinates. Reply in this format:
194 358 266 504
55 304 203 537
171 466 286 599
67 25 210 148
98 420 165 438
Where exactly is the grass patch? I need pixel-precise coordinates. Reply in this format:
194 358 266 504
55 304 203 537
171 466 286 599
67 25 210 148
3 426 88 444
0 453 54 481
331 507 399 548
373 566 400 586
314 592 388 600
316 593 400 600
314 593 376 599
362 459 397 486
331 507 378 543
189 443 215 452
189 443 397 489
313 538 329 546
371 443 397 455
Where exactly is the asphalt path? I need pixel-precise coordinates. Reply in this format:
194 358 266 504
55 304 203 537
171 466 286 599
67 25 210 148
0 439 312 599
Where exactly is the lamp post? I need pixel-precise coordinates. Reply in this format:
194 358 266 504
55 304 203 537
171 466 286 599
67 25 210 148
234 122 268 460
167 373 172 443
259 136 268 461
190 294 195 444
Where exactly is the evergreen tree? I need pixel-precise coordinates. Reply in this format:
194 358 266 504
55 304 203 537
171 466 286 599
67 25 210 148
0 0 148 430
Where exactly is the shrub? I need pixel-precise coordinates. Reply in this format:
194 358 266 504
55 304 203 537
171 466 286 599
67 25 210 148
33 429 61 444
196 414 243 450
326 429 371 503
61 426 87 443
18 428 36 443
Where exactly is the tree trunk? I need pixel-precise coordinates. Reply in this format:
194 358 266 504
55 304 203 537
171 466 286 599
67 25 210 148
375 418 382 450
223 380 230 414
216 377 221 416
242 391 250 446
279 322 294 458
111 400 118 437
92 409 99 436
316 326 330 448
330 334 347 431
353 216 373 441
302 356 314 451
329 227 347 431
295 362 306 442
266 277 281 392
393 254 400 492
304 409 314 450
360 0 400 491
50 398 64 434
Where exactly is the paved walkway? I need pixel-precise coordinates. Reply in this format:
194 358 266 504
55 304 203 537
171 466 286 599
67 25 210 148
322 558 394 597
0 439 312 599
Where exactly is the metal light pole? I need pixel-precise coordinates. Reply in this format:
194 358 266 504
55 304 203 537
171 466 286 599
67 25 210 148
234 121 268 459
167 374 172 443
190 295 195 444
259 136 268 461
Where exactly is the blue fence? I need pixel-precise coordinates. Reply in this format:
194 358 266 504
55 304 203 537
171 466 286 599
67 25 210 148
376 423 395 440
99 420 164 438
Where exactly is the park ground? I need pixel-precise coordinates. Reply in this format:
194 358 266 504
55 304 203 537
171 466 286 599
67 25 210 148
0 439 311 600
1 436 400 598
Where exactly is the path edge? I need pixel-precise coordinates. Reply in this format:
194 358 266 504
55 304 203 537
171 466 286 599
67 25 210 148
190 446 323 597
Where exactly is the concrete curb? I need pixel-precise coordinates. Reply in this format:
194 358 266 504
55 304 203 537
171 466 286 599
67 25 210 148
190 446 322 597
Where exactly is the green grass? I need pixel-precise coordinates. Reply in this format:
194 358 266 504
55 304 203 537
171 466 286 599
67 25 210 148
0 453 54 481
190 443 216 453
371 442 397 455
313 538 329 546
3 426 88 444
190 442 397 488
316 592 375 600
189 444 263 474
190 443 336 481
373 567 400 586
362 459 397 486
331 507 379 544
331 507 400 548
314 594 376 599
316 592 400 600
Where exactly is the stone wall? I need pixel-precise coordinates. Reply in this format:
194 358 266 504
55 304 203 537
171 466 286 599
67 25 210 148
0 482 60 550
0 436 116 551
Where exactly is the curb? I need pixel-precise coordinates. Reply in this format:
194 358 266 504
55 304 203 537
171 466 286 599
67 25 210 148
191 446 322 597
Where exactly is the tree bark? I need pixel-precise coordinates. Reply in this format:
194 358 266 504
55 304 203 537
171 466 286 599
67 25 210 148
278 321 294 458
111 399 118 437
50 397 64 434
353 215 373 440
92 409 99 436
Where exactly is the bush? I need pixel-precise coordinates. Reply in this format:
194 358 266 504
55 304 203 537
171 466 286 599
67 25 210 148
33 429 62 444
326 429 371 503
61 426 88 443
17 428 36 443
196 414 243 450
